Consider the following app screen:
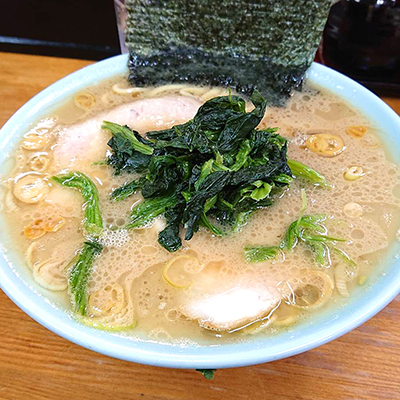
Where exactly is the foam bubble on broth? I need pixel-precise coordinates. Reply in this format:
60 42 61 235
1 77 400 344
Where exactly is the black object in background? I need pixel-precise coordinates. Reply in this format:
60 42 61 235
126 0 331 105
321 0 400 95
0 0 120 60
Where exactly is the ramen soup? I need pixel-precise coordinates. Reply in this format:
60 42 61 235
2 78 400 344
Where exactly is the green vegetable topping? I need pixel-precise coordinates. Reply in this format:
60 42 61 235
244 245 279 263
196 369 217 380
105 92 329 253
52 172 105 316
245 191 349 266
127 193 179 229
102 121 154 155
69 241 103 315
52 172 103 236
110 177 146 201
287 159 331 188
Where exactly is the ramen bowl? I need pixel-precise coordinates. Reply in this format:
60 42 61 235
0 54 400 369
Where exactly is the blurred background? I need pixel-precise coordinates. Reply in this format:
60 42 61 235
0 0 399 95
0 0 120 60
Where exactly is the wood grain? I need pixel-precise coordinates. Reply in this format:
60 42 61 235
1 52 400 400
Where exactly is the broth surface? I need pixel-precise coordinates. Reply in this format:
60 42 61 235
2 78 400 344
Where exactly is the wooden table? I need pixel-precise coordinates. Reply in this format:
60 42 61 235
1 52 400 400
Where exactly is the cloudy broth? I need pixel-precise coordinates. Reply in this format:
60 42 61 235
2 77 400 344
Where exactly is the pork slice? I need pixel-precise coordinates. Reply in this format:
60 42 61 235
180 262 281 331
53 96 201 171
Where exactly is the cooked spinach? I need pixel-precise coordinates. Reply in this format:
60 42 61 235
52 172 104 315
104 123 155 175
104 92 328 252
127 193 180 229
195 369 216 380
69 241 103 315
287 159 331 188
245 192 348 266
52 172 103 236
244 245 279 263
158 202 186 252
110 177 146 201
102 121 154 156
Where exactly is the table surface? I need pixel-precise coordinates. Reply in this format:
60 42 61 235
1 52 400 400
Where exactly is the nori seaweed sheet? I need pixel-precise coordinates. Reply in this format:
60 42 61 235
126 0 331 104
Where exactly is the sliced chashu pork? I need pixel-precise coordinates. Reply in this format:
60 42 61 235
53 96 201 171
182 286 281 332
180 262 281 331
180 264 335 331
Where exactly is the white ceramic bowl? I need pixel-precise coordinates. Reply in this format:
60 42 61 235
1 54 400 369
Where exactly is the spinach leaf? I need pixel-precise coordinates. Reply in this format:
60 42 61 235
107 134 152 174
183 171 231 240
102 121 154 155
230 139 252 171
52 172 105 316
105 92 329 252
158 202 185 252
245 192 351 266
244 245 278 263
230 161 289 187
196 369 217 380
141 155 181 198
69 241 103 315
287 159 331 188
128 193 179 229
52 172 103 236
110 177 146 201
216 92 267 153
199 213 224 237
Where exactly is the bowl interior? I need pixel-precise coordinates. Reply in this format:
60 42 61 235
1 55 400 369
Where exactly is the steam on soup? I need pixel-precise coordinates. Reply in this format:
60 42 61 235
2 78 400 343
